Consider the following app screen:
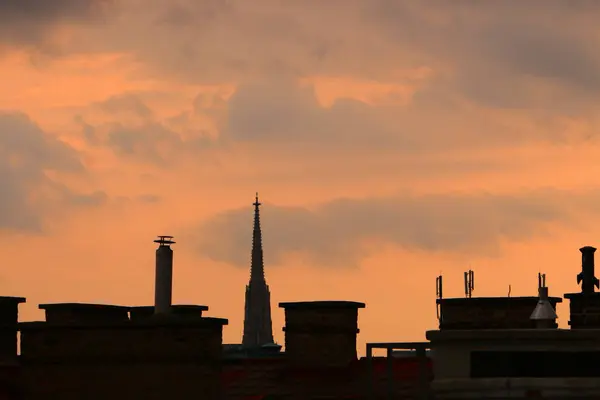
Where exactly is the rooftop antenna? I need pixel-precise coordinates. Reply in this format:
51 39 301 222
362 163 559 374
538 272 546 289
436 275 443 322
508 284 512 298
464 269 474 298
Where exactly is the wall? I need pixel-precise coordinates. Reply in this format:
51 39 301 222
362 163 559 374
438 297 562 330
280 301 364 368
565 293 600 328
19 317 227 400
427 329 600 399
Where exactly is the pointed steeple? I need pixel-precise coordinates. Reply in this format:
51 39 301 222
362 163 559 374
250 192 265 283
242 193 275 348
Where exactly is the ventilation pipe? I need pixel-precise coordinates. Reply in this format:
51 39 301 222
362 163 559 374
154 236 175 315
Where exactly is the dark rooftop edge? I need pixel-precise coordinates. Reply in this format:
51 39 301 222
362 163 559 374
426 328 600 341
18 316 229 330
39 303 130 311
564 292 600 299
279 301 366 309
0 297 26 304
436 296 563 305
38 303 210 311
131 305 209 311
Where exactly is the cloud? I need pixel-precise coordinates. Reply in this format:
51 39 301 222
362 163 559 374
225 80 401 149
364 1 600 111
78 77 599 181
95 93 154 120
0 111 106 233
77 92 221 166
45 0 597 112
224 78 595 158
0 0 110 53
192 190 598 268
7 0 600 112
49 2 600 181
136 194 161 204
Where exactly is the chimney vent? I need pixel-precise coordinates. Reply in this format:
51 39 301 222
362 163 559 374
530 275 558 329
154 236 175 315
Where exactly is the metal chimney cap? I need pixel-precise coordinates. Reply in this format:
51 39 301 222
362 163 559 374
531 287 557 321
154 235 175 245
530 301 557 321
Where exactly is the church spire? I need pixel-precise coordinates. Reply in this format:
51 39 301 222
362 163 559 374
250 192 265 283
242 192 274 348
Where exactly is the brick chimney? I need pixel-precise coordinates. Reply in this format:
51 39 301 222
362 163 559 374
279 301 365 368
565 246 600 328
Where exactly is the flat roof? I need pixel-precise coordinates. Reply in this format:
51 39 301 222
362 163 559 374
279 301 366 309
38 303 130 311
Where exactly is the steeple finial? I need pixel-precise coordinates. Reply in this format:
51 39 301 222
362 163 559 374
254 192 261 208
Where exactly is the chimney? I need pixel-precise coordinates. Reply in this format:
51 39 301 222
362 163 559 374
530 286 558 329
154 236 175 315
578 246 599 294
565 245 600 329
279 301 365 368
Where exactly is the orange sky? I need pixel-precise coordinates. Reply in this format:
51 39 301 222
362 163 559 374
2 1 600 354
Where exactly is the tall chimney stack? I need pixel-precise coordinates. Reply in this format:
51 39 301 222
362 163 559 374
578 246 599 294
154 235 175 315
279 301 365 368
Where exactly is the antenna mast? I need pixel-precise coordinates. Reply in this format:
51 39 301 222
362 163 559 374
436 275 443 321
464 269 474 298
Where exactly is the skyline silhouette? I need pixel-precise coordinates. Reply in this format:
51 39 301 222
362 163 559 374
2 0 600 354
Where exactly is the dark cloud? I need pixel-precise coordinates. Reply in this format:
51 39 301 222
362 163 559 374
0 112 105 233
366 1 600 110
224 80 581 156
0 0 110 52
7 0 600 111
191 190 598 268
225 80 400 149
54 0 598 112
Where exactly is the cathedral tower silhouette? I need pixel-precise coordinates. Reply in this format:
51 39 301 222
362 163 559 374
242 193 275 348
